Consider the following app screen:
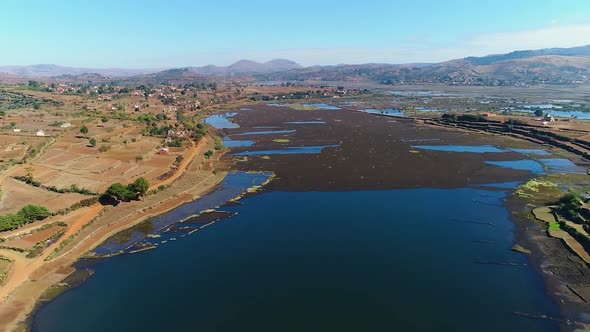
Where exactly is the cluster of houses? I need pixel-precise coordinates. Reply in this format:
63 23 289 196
10 122 72 137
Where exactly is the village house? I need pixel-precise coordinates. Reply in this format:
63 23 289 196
159 147 170 155
545 114 556 122
36 129 45 137
12 128 21 133
60 122 72 128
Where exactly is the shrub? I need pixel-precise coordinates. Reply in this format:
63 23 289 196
457 114 485 122
103 177 150 202
0 204 51 232
128 177 149 196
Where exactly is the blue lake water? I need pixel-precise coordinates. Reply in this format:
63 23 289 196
412 145 553 156
232 129 296 136
302 103 341 110
32 187 558 332
486 159 584 174
486 160 545 174
540 158 585 173
522 104 563 109
222 137 254 148
234 145 339 156
360 109 405 117
415 107 444 112
516 109 590 120
412 145 582 174
412 145 505 153
204 113 239 129
507 148 551 156
93 172 272 256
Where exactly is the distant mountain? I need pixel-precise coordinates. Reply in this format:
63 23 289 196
464 45 590 66
0 59 302 79
3 45 590 86
257 45 590 85
187 59 302 75
0 64 162 77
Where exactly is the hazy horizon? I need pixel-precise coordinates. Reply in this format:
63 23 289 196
2 0 590 69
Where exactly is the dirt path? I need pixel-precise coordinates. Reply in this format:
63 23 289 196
149 138 205 190
0 204 103 301
0 136 210 304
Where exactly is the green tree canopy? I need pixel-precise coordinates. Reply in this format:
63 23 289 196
128 177 149 196
106 183 136 201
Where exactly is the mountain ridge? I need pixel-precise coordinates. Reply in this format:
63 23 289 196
2 45 590 85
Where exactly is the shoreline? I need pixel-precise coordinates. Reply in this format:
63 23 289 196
415 116 590 330
0 135 231 332
23 170 277 331
508 185 590 331
3 103 590 331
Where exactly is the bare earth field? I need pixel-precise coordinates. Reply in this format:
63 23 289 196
0 134 226 332
0 178 87 214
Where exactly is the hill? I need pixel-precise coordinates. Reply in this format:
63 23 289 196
2 45 590 86
257 45 590 85
0 64 161 77
187 59 302 75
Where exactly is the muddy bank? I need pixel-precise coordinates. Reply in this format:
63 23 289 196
218 103 590 331
223 104 547 191
507 183 590 330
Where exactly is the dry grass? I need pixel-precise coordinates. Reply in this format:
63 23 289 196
0 178 87 214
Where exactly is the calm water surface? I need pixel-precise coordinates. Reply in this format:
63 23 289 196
33 185 558 332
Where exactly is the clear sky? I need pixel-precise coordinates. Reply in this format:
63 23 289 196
2 0 589 68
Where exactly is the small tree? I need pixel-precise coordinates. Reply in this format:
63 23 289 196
534 109 544 117
204 150 214 159
80 125 89 136
106 183 136 202
89 137 97 147
128 177 149 196
17 204 50 222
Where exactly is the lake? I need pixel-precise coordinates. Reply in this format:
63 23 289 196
33 184 557 332
32 106 563 332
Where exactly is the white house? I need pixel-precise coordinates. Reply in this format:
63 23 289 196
60 122 72 128
12 128 21 133
36 129 45 137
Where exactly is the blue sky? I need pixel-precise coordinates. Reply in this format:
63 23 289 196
1 0 589 68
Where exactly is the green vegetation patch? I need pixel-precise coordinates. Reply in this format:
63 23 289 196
0 88 63 110
515 178 559 198
0 204 51 232
548 221 561 231
102 177 149 203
